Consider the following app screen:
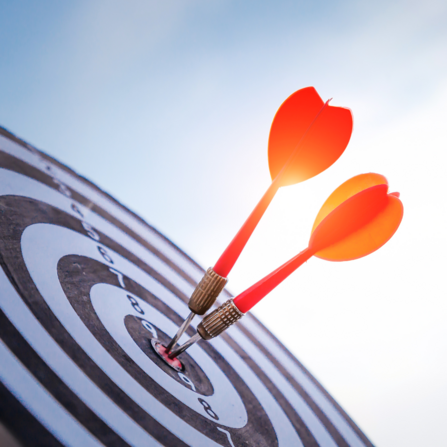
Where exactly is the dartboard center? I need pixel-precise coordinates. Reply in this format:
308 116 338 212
150 339 183 372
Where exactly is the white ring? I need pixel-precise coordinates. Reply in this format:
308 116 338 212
90 282 247 427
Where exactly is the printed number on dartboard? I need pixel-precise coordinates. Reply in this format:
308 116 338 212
198 398 219 420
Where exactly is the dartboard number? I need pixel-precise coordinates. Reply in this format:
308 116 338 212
141 319 157 338
39 158 71 198
98 246 114 264
178 373 196 392
71 200 101 243
127 294 144 315
198 398 219 420
71 203 84 219
52 178 71 197
82 222 100 241
109 267 126 288
40 164 102 248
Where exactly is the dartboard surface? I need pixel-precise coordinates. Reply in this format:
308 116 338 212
0 127 374 447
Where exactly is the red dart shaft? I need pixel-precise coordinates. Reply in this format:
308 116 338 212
214 99 331 278
213 176 281 277
233 247 314 313
232 183 395 313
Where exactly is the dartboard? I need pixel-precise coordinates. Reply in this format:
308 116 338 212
0 127 374 447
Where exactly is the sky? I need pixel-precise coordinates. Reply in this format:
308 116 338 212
1 1 446 446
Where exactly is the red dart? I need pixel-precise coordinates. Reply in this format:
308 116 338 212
166 87 353 354
214 87 353 277
233 173 404 312
169 173 404 358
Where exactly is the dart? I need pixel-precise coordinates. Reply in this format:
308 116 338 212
168 173 404 358
166 87 353 353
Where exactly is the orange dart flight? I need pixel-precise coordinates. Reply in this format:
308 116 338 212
233 173 404 313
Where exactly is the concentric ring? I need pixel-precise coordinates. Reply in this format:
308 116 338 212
0 128 374 447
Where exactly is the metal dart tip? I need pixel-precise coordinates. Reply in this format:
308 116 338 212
168 299 244 359
168 333 202 359
165 311 196 353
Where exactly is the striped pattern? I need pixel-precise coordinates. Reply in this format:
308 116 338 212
0 126 374 447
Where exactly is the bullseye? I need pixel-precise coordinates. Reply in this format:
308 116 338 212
151 339 183 372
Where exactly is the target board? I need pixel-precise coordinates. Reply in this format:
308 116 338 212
0 127 374 447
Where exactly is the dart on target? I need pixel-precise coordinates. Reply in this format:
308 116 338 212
168 173 404 358
166 87 354 353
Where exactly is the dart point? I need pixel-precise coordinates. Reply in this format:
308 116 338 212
151 339 184 372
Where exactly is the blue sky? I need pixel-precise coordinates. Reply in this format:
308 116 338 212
1 1 446 446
